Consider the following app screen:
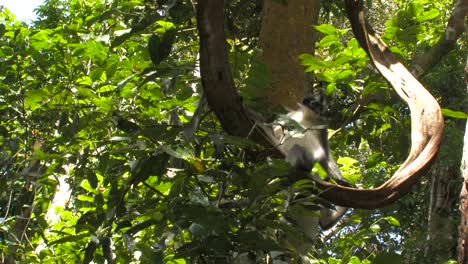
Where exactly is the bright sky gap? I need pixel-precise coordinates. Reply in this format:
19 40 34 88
0 0 43 22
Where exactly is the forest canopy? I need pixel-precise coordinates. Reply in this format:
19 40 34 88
0 0 466 263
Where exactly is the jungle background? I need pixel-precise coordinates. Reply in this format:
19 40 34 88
0 0 466 263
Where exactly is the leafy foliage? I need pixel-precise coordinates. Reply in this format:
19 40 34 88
0 0 465 263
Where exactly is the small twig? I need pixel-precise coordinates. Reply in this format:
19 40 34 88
3 189 13 219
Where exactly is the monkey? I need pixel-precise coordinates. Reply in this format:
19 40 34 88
236 94 349 262
275 93 349 239
282 93 346 183
244 92 349 240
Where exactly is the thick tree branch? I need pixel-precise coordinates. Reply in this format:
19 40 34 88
412 0 468 78
196 1 274 146
6 140 44 263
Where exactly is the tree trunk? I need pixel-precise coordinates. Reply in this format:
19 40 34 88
457 52 468 262
259 0 321 108
425 168 458 261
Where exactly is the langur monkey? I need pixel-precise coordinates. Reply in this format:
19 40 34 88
277 93 349 239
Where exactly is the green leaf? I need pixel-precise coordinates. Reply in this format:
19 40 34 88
29 29 54 50
106 62 118 79
25 89 49 111
325 82 336 94
362 81 380 96
299 53 327 71
333 54 353 65
312 162 328 178
322 69 352 81
76 76 93 86
337 157 361 184
77 87 97 98
80 179 96 194
156 20 176 30
237 231 282 251
94 97 113 113
148 29 176 66
389 46 404 57
396 24 424 43
96 84 115 93
49 233 90 246
384 216 401 226
338 157 358 166
131 154 169 184
335 69 355 80
317 34 339 48
120 84 136 98
90 68 104 82
163 145 194 159
383 20 398 40
154 182 172 195
442 108 467 119
366 152 383 168
370 224 381 232
379 123 392 132
314 24 338 36
349 256 361 264
0 23 5 38
293 178 316 189
416 9 440 22
148 34 162 65
84 40 108 63
78 194 95 202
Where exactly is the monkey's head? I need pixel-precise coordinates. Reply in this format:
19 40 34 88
297 103 321 122
285 92 327 128
302 92 326 116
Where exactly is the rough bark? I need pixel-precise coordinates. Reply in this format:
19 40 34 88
195 0 274 150
425 169 458 260
457 58 468 263
259 0 320 109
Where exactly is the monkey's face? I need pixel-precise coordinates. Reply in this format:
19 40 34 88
287 103 323 129
302 93 326 116
286 93 327 128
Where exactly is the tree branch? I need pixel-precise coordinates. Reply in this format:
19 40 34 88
412 0 468 78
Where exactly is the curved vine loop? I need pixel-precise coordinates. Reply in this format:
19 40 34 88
196 0 444 209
